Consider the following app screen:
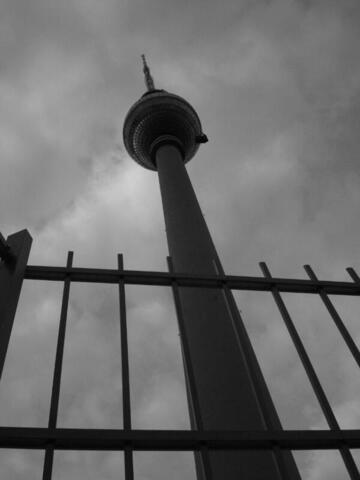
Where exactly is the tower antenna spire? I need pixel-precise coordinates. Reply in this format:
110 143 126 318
141 54 155 92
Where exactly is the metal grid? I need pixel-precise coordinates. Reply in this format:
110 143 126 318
1 229 360 479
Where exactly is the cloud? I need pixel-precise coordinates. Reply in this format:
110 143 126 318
1 0 360 477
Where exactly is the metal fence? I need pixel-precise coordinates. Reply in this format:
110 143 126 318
1 229 360 479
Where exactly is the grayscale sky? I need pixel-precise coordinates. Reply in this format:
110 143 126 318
1 0 360 478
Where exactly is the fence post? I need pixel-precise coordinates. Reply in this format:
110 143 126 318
0 229 32 379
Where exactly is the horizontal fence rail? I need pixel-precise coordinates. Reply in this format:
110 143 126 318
0 428 360 451
25 264 360 295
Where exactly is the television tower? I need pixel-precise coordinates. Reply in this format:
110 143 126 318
123 56 301 479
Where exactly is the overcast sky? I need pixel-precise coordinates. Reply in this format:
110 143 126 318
1 0 360 478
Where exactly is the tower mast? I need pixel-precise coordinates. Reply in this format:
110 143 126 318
141 54 155 92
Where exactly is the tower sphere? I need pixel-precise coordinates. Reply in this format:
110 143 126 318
123 89 207 171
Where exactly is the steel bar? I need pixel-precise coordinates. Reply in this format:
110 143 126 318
214 259 301 480
43 252 73 480
117 254 134 480
118 255 132 431
304 265 360 368
214 259 279 431
168 257 212 480
167 258 204 431
124 446 134 480
260 263 341 426
24 265 360 295
0 230 32 379
0 427 360 451
260 262 360 479
48 251 73 429
42 449 54 480
347 268 360 284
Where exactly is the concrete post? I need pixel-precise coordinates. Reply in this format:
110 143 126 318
0 230 32 379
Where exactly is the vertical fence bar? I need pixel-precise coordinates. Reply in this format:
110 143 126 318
0 230 32 380
213 258 300 480
42 450 54 480
118 254 134 480
260 262 360 480
303 265 360 368
167 257 212 480
42 251 73 480
346 267 360 285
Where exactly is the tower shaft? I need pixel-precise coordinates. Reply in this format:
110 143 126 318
156 144 300 479
123 57 301 478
